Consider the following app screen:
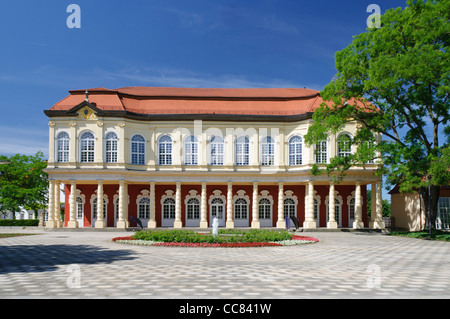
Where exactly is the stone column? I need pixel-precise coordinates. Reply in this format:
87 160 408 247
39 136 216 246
200 182 208 228
54 181 62 227
327 182 338 228
251 182 260 228
117 180 129 229
95 181 106 228
353 182 364 229
148 182 157 228
226 182 234 228
374 181 385 229
303 181 317 229
276 182 286 228
46 180 57 228
174 182 183 228
370 183 377 228
67 181 78 228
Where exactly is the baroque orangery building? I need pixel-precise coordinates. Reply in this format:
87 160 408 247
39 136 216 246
43 87 385 230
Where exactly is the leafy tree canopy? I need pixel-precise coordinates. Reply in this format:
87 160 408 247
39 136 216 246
0 151 48 215
305 0 449 192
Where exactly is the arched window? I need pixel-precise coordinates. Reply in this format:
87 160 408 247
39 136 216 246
56 132 70 163
261 136 275 166
288 135 302 166
131 135 145 165
210 135 224 166
315 139 327 164
80 131 95 163
337 133 352 158
349 197 355 221
138 197 150 219
162 198 175 220
284 198 296 220
314 198 319 220
76 197 84 220
234 198 248 220
184 135 198 165
235 136 249 166
158 135 172 165
105 132 118 163
258 198 272 219
210 197 224 220
186 198 200 220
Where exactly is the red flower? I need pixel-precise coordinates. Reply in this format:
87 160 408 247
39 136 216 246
292 235 319 242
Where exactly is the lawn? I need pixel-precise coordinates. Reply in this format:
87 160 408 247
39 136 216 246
389 229 450 242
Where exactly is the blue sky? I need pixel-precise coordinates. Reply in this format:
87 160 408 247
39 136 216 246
0 0 408 158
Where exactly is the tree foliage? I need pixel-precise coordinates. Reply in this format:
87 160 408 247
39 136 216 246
0 152 48 217
305 0 449 227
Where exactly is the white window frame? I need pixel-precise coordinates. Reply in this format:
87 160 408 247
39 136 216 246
131 134 146 165
79 131 95 163
337 132 353 158
235 136 249 166
136 190 151 220
315 139 328 164
158 135 173 165
56 131 70 163
233 190 250 227
209 135 224 166
105 131 118 163
258 190 273 226
184 135 199 165
261 136 275 166
288 135 302 166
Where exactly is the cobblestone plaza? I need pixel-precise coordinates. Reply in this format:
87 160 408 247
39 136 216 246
0 229 448 299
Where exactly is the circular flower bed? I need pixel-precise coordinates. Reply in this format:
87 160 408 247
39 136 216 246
112 229 318 247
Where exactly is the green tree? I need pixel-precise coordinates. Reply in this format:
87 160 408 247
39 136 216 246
305 0 449 229
0 152 48 218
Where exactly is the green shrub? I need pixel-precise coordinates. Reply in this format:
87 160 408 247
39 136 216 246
132 229 293 243
0 219 40 226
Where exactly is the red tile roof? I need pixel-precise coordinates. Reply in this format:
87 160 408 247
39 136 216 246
49 87 326 116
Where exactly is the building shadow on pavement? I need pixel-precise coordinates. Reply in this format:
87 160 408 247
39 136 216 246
0 244 136 274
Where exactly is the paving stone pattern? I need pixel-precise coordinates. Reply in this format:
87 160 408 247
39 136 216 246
0 229 449 298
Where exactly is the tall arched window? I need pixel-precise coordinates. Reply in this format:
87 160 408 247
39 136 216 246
76 197 84 220
234 198 248 220
337 133 352 158
288 135 302 166
258 198 272 219
158 135 173 165
210 135 224 166
349 197 355 222
235 136 249 166
105 132 118 163
162 198 175 220
184 135 198 165
186 198 200 220
56 132 70 163
261 136 274 166
131 135 145 165
138 197 150 219
80 131 95 163
315 139 327 164
284 198 296 220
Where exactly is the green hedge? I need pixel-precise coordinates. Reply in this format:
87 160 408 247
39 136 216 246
0 219 40 226
132 229 293 244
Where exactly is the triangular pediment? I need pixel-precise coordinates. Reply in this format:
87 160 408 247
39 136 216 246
66 100 104 120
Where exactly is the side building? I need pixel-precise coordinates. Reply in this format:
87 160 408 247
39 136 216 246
43 87 385 229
